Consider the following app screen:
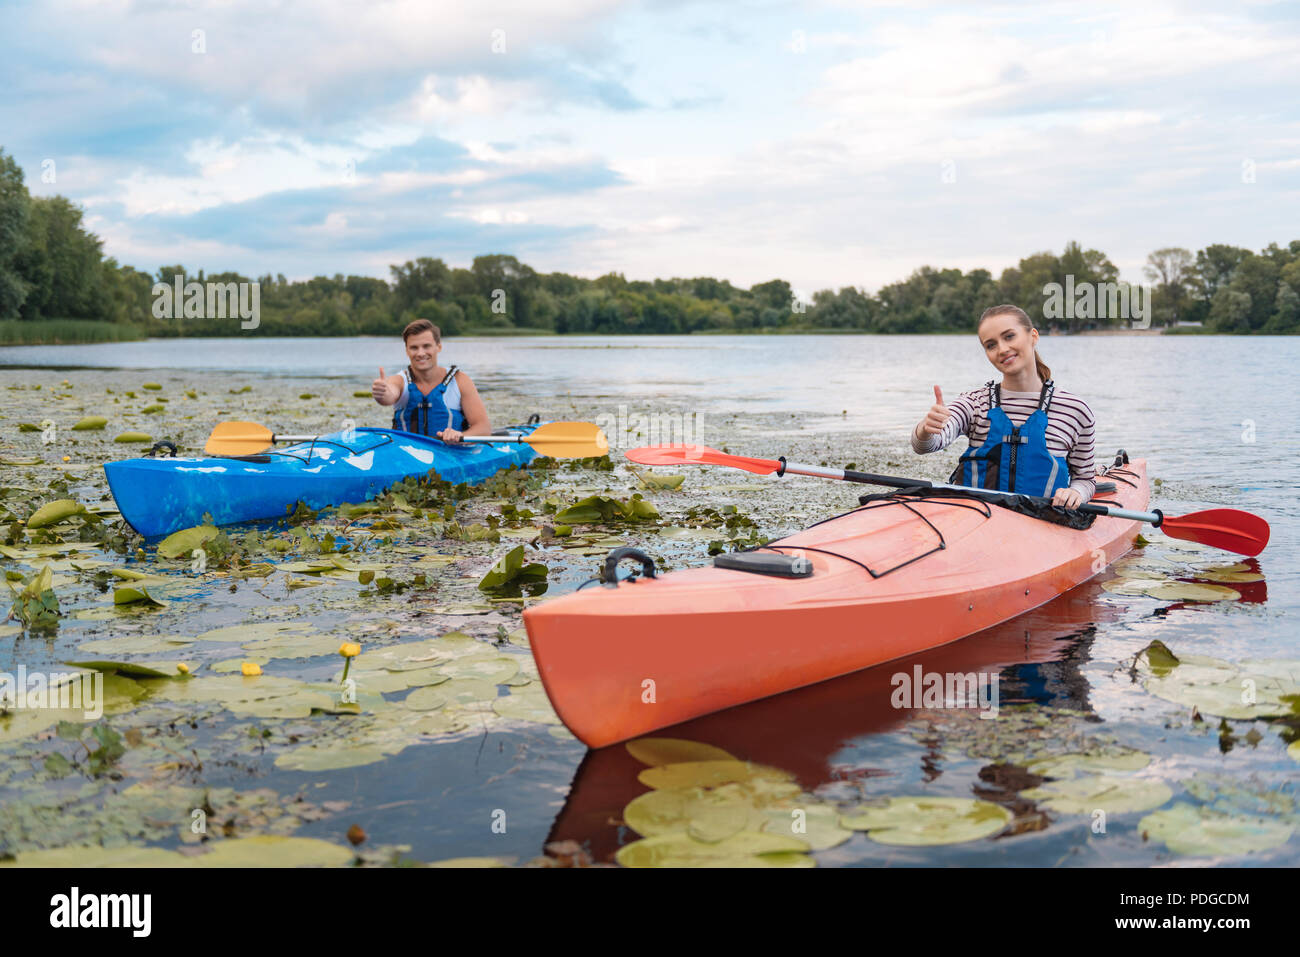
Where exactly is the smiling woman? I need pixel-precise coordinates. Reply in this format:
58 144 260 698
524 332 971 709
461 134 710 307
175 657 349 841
912 304 1097 508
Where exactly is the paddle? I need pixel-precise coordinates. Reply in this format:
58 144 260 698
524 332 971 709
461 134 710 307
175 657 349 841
625 443 1271 557
205 421 609 459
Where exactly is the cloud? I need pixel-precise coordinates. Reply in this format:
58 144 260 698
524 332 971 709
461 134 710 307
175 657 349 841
1 0 1296 291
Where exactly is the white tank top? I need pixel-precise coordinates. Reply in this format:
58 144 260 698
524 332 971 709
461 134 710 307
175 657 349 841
393 368 462 413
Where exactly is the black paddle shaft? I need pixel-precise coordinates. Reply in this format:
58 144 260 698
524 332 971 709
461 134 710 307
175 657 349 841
776 458 1161 525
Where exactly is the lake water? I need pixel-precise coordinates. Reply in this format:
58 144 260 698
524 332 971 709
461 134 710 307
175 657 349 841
0 334 1296 867
7 333 1297 483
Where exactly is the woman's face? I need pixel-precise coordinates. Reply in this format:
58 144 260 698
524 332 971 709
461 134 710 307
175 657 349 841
979 314 1038 377
405 331 441 371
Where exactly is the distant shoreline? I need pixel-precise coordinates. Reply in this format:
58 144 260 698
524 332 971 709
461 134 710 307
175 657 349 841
2 326 1239 347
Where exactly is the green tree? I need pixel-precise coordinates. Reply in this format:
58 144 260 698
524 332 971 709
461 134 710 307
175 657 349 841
1143 247 1194 326
1208 288 1252 332
1194 244 1249 300
749 279 792 312
1264 282 1299 334
390 257 451 313
416 298 465 336
15 196 110 320
1009 252 1061 326
0 149 31 318
1227 254 1279 331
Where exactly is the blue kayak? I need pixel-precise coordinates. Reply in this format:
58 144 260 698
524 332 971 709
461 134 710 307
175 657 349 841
104 425 538 538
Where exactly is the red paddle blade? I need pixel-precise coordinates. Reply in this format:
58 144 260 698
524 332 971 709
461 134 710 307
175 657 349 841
624 444 783 476
1160 508 1270 557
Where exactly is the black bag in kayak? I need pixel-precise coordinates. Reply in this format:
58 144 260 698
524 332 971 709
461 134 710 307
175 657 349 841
857 486 1098 530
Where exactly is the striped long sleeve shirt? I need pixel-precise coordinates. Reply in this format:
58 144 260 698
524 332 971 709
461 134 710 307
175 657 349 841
910 383 1097 501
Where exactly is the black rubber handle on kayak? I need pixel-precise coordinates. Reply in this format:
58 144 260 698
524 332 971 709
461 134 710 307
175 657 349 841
601 547 657 585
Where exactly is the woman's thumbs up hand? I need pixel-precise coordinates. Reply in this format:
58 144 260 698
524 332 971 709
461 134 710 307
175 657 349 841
922 385 949 436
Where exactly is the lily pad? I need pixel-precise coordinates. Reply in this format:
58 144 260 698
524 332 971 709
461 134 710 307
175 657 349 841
492 688 561 725
157 524 220 559
149 675 336 719
615 831 812 868
437 655 519 683
114 432 153 443
75 634 192 657
1026 748 1152 778
241 633 341 660
624 788 708 837
1139 802 1294 857
275 743 394 772
196 621 316 644
626 738 739 766
71 416 108 431
7 564 60 628
1135 644 1300 719
555 494 659 523
438 678 501 709
0 845 183 868
1102 580 1241 601
110 568 170 582
1022 774 1173 815
638 760 795 791
757 804 854 850
478 545 548 591
27 499 86 529
840 797 1011 846
113 585 166 607
426 857 508 868
190 835 355 866
686 802 749 843
1191 570 1265 584
64 659 190 679
624 784 851 851
629 467 685 490
403 687 448 711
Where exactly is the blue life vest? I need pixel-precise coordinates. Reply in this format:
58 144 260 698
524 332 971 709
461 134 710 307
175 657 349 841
950 380 1071 497
392 365 467 436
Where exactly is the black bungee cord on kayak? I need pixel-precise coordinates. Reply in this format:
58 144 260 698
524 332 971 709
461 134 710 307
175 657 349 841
706 452 1140 581
756 496 993 580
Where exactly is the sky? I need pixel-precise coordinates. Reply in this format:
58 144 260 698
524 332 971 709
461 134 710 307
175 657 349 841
2 0 1297 295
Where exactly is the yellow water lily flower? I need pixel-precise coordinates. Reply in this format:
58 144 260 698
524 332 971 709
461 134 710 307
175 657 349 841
338 643 361 683
177 663 190 674
241 662 262 676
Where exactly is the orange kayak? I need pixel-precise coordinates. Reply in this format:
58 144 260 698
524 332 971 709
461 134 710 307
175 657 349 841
523 457 1149 749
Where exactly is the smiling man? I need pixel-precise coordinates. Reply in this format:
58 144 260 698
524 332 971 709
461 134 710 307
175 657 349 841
371 318 491 443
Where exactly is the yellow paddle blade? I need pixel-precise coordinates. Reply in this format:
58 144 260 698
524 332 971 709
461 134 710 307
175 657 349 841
204 421 275 456
519 421 609 459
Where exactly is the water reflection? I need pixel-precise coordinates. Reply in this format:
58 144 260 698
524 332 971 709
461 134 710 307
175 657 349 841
547 580 1128 863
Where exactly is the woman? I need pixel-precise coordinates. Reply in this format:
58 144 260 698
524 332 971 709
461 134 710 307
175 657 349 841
912 304 1096 507
371 319 490 443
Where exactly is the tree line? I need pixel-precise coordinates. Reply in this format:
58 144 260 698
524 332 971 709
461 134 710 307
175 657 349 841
2 148 1298 339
